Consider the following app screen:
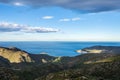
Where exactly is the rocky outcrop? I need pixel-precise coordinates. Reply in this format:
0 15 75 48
0 47 55 64
76 46 120 54
0 47 34 63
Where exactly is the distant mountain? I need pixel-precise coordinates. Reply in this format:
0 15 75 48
76 46 120 54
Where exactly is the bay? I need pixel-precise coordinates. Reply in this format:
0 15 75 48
0 41 120 56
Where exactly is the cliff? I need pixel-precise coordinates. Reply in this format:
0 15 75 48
0 47 34 63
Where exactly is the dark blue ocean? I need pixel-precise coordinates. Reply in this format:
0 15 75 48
0 41 120 56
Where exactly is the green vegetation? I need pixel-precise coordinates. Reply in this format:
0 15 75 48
0 54 120 80
0 68 19 80
0 46 120 80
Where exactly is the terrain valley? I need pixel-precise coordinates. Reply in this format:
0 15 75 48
0 45 120 80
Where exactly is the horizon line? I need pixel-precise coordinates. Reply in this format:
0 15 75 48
0 40 120 42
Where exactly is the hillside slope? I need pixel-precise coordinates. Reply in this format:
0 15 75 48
0 46 120 80
0 47 34 63
0 47 55 65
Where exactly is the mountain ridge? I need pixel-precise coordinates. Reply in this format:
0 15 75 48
0 45 120 80
0 46 55 65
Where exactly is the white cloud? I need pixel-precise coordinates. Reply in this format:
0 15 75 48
0 22 59 33
59 18 70 22
42 16 54 19
13 2 24 6
22 27 59 33
1 0 119 13
72 17 80 21
60 17 80 22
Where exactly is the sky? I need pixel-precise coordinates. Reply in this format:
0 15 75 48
0 0 120 41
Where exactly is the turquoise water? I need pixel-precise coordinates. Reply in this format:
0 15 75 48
0 41 120 56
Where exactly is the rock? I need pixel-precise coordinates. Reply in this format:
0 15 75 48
0 47 34 63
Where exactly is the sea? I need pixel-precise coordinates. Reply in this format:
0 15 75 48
0 41 120 57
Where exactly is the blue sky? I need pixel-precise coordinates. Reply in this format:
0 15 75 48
0 0 120 41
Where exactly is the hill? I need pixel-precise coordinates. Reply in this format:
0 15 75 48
0 46 120 80
0 46 55 68
0 47 33 63
76 45 120 54
37 55 120 80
